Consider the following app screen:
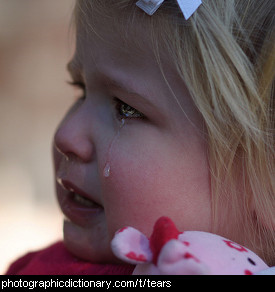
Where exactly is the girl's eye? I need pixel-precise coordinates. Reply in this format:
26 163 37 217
67 81 144 120
114 98 144 120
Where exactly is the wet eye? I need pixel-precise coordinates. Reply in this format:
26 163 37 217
114 98 144 120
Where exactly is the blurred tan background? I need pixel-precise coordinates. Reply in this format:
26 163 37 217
0 0 76 273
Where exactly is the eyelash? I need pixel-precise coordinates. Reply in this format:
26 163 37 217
113 97 144 121
68 80 144 120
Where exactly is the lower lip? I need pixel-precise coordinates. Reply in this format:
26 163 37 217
57 187 103 227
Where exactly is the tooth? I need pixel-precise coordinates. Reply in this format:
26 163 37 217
73 193 95 207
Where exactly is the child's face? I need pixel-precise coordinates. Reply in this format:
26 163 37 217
53 15 212 263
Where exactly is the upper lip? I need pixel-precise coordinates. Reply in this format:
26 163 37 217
57 178 102 207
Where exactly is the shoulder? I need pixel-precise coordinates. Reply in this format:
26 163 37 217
5 241 72 275
5 241 134 275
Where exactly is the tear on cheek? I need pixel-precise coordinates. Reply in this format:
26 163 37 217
103 163 111 178
103 119 126 179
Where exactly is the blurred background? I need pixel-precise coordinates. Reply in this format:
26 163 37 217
0 0 76 273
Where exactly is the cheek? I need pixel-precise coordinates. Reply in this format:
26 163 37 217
102 148 162 235
102 136 212 238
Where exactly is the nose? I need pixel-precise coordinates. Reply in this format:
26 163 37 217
54 106 94 163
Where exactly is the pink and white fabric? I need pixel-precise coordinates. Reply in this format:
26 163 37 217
111 217 272 275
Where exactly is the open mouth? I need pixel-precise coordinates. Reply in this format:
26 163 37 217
56 177 103 226
69 191 99 208
57 178 102 209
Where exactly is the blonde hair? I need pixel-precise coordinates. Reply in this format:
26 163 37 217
73 0 275 265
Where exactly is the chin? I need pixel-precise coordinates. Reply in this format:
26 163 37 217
63 219 120 264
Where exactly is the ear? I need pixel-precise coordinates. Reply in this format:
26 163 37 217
111 227 152 265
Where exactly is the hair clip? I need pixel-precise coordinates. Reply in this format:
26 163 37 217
136 0 202 19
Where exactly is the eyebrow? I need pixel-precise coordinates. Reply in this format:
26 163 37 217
66 59 156 111
98 72 158 114
67 59 131 91
98 72 140 96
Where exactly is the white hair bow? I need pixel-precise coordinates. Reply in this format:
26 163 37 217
136 0 202 19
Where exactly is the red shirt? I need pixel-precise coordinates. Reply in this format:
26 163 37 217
5 241 134 275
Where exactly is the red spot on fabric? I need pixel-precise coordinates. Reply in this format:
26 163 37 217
244 270 253 275
223 240 248 252
118 227 128 233
183 252 200 263
149 217 181 265
183 241 190 246
126 252 147 262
